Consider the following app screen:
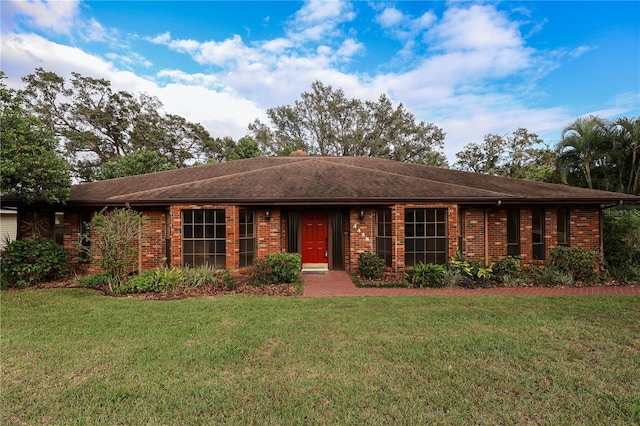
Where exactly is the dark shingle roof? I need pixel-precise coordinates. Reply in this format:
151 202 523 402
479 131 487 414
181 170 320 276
67 156 640 206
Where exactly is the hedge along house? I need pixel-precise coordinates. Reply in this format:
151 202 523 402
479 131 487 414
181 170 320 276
5 153 640 275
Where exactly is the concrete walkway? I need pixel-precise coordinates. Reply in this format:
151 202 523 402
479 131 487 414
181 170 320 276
302 271 640 297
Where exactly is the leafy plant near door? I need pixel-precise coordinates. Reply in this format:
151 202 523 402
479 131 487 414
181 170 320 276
358 252 386 279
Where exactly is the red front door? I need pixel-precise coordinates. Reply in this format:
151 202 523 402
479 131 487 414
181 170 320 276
301 211 328 264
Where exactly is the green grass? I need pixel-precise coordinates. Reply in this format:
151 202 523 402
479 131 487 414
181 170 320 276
2 289 639 425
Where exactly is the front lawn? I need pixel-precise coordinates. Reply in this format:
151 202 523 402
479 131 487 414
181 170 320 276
2 289 639 424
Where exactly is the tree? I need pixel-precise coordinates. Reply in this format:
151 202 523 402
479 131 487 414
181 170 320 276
247 80 448 166
87 208 146 292
612 116 640 194
95 150 177 180
203 136 262 163
556 116 610 189
454 128 556 182
0 73 71 203
20 68 214 180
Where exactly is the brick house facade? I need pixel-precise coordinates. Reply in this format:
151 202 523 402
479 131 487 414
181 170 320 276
6 155 638 275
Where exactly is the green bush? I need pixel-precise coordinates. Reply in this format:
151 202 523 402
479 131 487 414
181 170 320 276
405 262 445 288
492 256 522 280
248 258 275 286
0 239 68 288
115 271 157 294
448 251 494 283
248 253 302 286
75 272 112 288
532 266 575 287
358 252 386 280
221 270 238 291
153 265 183 291
548 246 602 284
603 207 640 282
267 252 302 283
183 265 218 287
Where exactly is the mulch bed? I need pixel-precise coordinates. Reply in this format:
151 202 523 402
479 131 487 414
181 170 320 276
18 277 298 300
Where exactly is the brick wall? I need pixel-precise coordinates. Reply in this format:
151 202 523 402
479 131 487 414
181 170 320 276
50 202 603 275
460 205 601 266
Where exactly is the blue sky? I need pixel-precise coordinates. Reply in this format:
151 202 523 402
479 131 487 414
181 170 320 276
2 0 639 161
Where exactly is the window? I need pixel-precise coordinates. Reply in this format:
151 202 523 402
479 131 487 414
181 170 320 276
239 210 255 268
507 208 520 256
532 208 545 260
404 208 447 266
182 210 226 268
557 208 570 246
376 209 392 267
54 212 64 245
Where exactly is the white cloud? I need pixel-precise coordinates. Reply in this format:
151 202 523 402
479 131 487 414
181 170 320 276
6 0 80 34
427 4 523 52
376 7 404 28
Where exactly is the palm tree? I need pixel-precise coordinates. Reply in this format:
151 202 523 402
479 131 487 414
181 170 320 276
614 116 640 194
557 115 609 189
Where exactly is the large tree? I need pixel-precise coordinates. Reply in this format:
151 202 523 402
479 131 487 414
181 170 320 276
20 68 214 180
248 81 448 166
0 74 71 203
454 128 556 182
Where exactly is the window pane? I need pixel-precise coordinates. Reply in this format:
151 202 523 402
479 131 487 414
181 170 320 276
205 210 215 223
194 210 204 223
184 225 193 239
194 225 204 238
216 225 226 237
405 224 414 237
205 225 214 238
436 223 446 236
194 240 204 254
183 241 193 255
436 209 446 222
216 210 226 223
183 211 193 224
416 209 425 222
216 240 225 254
406 210 415 223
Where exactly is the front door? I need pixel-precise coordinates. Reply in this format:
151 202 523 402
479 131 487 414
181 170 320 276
301 211 328 264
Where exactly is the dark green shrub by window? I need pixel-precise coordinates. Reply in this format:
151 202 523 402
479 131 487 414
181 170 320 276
359 252 386 279
405 262 445 288
249 253 301 286
0 239 68 288
548 246 602 284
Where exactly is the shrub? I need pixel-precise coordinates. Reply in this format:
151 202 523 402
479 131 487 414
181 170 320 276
88 208 146 290
548 246 602 284
405 262 445 288
183 265 218 287
441 268 464 288
153 265 183 291
359 252 386 280
448 251 494 283
249 253 302 286
532 266 575 287
0 239 68 288
492 256 522 280
248 258 274 286
221 270 238 291
115 271 157 294
267 252 302 283
75 272 112 288
603 207 640 282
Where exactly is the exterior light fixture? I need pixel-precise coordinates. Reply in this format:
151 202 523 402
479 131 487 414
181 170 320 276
265 209 271 220
359 207 365 221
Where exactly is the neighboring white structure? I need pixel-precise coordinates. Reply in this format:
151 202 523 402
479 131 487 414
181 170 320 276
1 208 18 250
